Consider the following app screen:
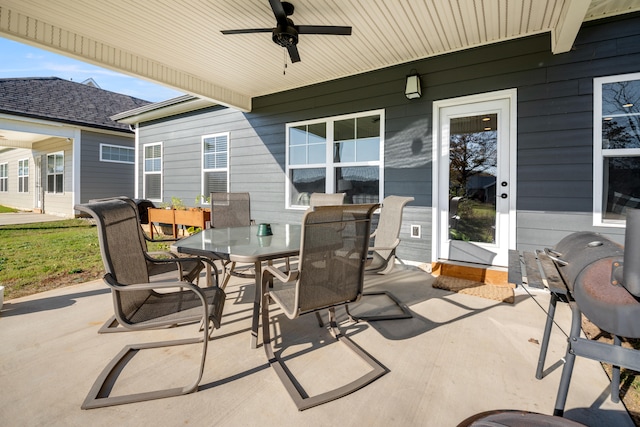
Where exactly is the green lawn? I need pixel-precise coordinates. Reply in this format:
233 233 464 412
0 219 105 299
0 205 18 213
0 214 169 300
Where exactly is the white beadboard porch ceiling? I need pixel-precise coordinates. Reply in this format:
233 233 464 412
1 0 639 112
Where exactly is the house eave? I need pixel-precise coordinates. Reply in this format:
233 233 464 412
112 95 219 125
0 109 134 134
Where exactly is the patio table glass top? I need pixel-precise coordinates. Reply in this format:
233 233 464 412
171 223 301 263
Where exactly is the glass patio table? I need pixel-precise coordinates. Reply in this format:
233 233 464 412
171 223 301 348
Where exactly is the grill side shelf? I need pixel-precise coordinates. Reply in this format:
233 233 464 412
523 251 544 289
508 249 523 287
508 249 572 298
536 251 571 301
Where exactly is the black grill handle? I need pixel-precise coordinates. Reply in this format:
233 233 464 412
544 248 568 266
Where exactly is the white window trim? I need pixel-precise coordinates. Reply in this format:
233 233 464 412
46 152 64 194
201 132 230 202
0 162 7 192
17 158 29 193
99 143 135 164
593 72 640 228
143 142 162 202
285 109 385 210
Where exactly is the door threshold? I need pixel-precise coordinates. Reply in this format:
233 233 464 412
431 260 512 287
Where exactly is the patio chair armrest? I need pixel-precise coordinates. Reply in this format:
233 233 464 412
263 264 298 283
103 274 214 328
143 252 202 267
103 273 209 294
199 256 220 272
146 250 179 260
143 233 180 243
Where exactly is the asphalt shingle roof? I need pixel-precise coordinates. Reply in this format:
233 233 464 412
0 77 151 133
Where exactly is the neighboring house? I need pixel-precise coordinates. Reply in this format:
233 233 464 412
113 12 640 270
0 77 150 217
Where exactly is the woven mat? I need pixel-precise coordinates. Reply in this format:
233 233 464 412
433 275 514 304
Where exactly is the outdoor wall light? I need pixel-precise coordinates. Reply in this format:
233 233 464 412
405 71 422 99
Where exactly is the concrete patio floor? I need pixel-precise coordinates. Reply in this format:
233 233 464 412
0 264 634 427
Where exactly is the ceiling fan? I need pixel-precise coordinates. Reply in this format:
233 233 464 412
221 0 352 63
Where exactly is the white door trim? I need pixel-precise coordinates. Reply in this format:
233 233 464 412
431 89 517 266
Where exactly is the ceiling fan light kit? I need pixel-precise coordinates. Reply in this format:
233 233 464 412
221 1 352 64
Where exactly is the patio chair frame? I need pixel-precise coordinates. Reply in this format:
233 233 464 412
348 195 414 321
76 199 225 409
209 192 255 288
261 204 387 410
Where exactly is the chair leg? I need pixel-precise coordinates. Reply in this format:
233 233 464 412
315 311 325 327
553 302 582 416
82 319 214 409
97 315 122 333
377 256 396 275
221 261 234 289
346 291 412 322
262 293 387 411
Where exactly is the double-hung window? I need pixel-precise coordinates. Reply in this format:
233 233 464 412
286 109 384 208
143 143 162 201
0 163 7 192
18 159 29 193
202 133 229 198
46 153 63 193
594 73 640 225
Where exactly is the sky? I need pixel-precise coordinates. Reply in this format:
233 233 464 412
0 37 184 103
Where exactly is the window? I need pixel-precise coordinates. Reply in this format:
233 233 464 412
594 73 640 226
286 110 384 208
46 153 63 193
202 133 229 197
100 144 134 163
143 143 162 200
0 163 7 192
18 159 29 193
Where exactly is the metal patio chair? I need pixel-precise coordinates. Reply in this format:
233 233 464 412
209 192 255 288
75 198 225 409
209 192 252 228
89 197 208 332
89 196 205 284
365 195 414 274
261 203 386 410
345 195 414 321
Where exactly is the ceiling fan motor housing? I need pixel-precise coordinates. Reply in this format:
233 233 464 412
221 1 351 63
272 21 298 47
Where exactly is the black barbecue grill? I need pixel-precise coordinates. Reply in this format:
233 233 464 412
510 208 640 417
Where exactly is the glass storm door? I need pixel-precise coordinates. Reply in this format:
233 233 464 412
437 96 513 267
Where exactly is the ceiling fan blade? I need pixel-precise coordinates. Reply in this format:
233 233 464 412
269 0 289 27
287 44 301 63
296 25 352 36
221 28 273 35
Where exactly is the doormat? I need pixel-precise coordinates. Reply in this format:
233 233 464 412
432 275 514 304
